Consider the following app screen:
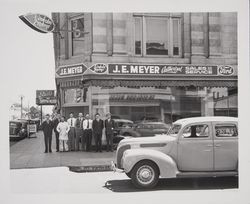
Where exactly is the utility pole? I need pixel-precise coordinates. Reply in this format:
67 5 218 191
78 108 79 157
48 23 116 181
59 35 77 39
20 95 24 119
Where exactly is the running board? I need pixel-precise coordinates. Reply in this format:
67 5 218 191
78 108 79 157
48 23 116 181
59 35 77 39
176 171 238 178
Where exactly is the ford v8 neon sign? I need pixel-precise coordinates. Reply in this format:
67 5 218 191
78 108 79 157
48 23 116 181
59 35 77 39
19 13 55 33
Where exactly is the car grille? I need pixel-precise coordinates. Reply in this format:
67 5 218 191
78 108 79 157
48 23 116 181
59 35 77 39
117 144 131 169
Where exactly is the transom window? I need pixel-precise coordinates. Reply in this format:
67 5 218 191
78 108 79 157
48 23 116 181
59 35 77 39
134 14 182 57
182 124 209 138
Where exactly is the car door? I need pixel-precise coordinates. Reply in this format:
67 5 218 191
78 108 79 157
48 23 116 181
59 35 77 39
177 122 214 171
213 122 238 171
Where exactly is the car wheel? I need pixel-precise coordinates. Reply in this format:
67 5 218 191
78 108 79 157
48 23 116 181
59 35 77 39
131 160 159 189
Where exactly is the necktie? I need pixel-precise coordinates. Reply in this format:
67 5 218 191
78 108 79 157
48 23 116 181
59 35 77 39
87 120 89 129
71 119 73 127
80 118 82 128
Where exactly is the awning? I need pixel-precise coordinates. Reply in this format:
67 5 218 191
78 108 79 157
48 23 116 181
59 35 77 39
57 75 237 88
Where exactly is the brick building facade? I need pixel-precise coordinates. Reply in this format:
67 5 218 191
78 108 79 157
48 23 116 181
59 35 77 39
52 12 237 123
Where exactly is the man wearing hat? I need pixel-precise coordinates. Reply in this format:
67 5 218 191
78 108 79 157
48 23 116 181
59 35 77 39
41 114 54 153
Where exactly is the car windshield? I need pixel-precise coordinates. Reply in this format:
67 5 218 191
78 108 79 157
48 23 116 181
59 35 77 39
168 124 181 136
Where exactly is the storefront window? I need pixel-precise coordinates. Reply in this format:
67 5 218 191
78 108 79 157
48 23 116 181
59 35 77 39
70 16 84 56
62 86 237 123
64 88 88 104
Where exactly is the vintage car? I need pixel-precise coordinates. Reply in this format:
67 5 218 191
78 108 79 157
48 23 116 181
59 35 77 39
111 116 238 189
9 120 28 139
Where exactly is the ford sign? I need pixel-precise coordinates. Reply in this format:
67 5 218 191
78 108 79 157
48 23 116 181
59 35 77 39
19 13 55 33
218 66 234 76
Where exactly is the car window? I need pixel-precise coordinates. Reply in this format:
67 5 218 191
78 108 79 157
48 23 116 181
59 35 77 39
215 124 238 137
168 124 181 135
182 124 209 138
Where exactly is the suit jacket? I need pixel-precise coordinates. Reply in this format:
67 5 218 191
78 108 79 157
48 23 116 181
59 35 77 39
53 118 60 133
92 119 104 134
104 119 115 135
41 120 54 137
75 117 84 129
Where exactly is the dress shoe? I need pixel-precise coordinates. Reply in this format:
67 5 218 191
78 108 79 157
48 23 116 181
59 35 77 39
44 151 48 153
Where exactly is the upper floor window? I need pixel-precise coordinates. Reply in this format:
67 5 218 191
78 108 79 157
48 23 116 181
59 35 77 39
134 14 182 57
69 15 84 56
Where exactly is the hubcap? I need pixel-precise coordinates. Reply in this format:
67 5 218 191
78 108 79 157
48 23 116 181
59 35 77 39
136 165 155 185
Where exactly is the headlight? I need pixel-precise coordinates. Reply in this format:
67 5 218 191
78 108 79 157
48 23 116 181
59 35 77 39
21 128 25 133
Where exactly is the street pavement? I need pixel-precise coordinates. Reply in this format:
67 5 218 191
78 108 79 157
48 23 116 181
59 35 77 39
10 131 115 169
10 167 238 193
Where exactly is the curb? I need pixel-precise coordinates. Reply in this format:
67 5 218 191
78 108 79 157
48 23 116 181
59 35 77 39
69 165 112 173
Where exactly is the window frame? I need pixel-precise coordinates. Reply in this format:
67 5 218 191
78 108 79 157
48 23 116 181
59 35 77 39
180 123 211 139
214 123 238 138
68 14 85 57
133 14 182 57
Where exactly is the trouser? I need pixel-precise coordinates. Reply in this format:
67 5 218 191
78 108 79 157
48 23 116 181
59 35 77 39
106 133 113 151
68 127 75 151
84 129 92 152
81 133 86 151
75 129 83 151
54 131 59 151
59 140 69 152
44 134 52 152
94 132 102 152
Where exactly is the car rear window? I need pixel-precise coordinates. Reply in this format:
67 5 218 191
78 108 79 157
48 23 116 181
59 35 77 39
215 124 238 137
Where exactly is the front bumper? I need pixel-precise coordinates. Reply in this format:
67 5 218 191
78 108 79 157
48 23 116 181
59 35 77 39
111 161 124 173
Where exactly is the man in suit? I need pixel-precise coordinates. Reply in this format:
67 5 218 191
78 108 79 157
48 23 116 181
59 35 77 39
82 113 93 152
75 112 84 151
67 112 76 151
92 113 104 152
41 114 54 153
104 113 115 152
53 113 61 152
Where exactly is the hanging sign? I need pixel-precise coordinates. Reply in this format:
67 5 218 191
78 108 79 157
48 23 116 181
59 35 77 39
19 13 55 33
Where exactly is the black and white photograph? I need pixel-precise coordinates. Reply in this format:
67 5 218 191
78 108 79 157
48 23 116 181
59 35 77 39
0 0 249 204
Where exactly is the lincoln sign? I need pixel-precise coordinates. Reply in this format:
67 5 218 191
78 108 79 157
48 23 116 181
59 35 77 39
19 13 55 33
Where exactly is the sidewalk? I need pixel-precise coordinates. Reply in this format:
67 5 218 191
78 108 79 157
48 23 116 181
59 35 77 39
10 131 116 169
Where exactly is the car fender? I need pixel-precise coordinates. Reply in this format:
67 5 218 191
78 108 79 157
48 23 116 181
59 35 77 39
122 149 179 178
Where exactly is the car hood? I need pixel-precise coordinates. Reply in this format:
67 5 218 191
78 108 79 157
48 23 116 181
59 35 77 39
118 134 176 147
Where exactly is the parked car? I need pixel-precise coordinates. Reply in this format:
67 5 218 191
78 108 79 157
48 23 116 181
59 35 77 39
9 120 28 139
120 122 170 137
112 116 238 189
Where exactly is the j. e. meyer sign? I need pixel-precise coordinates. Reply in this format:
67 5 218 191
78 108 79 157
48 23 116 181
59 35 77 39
56 64 87 77
108 64 222 75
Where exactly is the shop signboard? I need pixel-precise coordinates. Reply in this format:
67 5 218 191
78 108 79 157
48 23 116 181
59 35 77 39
36 90 56 105
56 64 87 77
108 64 236 76
19 13 55 33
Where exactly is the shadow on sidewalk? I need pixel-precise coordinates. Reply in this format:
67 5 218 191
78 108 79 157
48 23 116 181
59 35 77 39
103 176 238 192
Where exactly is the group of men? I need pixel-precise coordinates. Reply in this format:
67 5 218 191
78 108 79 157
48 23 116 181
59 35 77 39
41 112 115 153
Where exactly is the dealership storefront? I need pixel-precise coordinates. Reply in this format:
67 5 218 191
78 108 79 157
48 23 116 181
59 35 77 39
56 63 237 123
